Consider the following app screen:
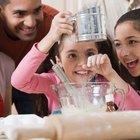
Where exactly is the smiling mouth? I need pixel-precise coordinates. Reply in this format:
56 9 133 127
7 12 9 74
20 27 37 35
74 70 93 82
75 70 93 76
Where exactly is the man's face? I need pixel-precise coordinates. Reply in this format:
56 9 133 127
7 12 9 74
0 0 43 41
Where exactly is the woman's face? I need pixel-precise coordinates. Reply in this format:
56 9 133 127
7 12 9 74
114 21 140 77
56 38 98 83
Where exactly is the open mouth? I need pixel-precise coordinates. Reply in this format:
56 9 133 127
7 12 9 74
126 59 138 69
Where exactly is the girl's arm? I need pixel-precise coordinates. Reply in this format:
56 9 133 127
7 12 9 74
11 11 73 93
11 45 53 93
83 54 140 110
37 12 73 54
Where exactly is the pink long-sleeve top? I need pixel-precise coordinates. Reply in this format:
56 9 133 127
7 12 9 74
11 45 140 112
11 44 61 112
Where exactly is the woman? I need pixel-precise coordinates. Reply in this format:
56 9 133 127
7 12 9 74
84 9 140 111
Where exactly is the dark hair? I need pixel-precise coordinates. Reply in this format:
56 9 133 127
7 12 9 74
115 8 140 31
34 43 58 117
114 8 140 92
120 64 140 92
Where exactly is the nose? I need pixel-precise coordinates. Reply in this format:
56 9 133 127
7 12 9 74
78 56 87 66
24 15 36 27
120 47 130 57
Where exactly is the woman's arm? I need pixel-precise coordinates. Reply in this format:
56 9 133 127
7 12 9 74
118 85 140 110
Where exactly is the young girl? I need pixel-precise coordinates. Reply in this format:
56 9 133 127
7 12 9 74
11 11 121 115
83 9 140 110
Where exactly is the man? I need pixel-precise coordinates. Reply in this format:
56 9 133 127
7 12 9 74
0 0 58 114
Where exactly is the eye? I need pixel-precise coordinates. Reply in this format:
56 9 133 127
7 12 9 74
128 40 137 45
67 53 77 60
34 6 43 15
87 51 95 57
13 11 25 17
114 42 121 48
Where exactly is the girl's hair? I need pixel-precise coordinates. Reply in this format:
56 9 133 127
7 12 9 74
114 8 140 92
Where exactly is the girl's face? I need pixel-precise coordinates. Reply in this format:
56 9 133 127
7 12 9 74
56 38 98 83
114 21 140 77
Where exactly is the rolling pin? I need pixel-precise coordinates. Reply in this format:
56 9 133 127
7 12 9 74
44 111 140 140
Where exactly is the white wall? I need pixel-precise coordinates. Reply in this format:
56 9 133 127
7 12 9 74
41 0 140 40
42 0 79 13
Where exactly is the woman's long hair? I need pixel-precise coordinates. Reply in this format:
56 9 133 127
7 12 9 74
120 64 140 93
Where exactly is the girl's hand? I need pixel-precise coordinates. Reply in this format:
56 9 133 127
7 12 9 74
48 11 74 43
82 54 114 78
83 54 129 96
